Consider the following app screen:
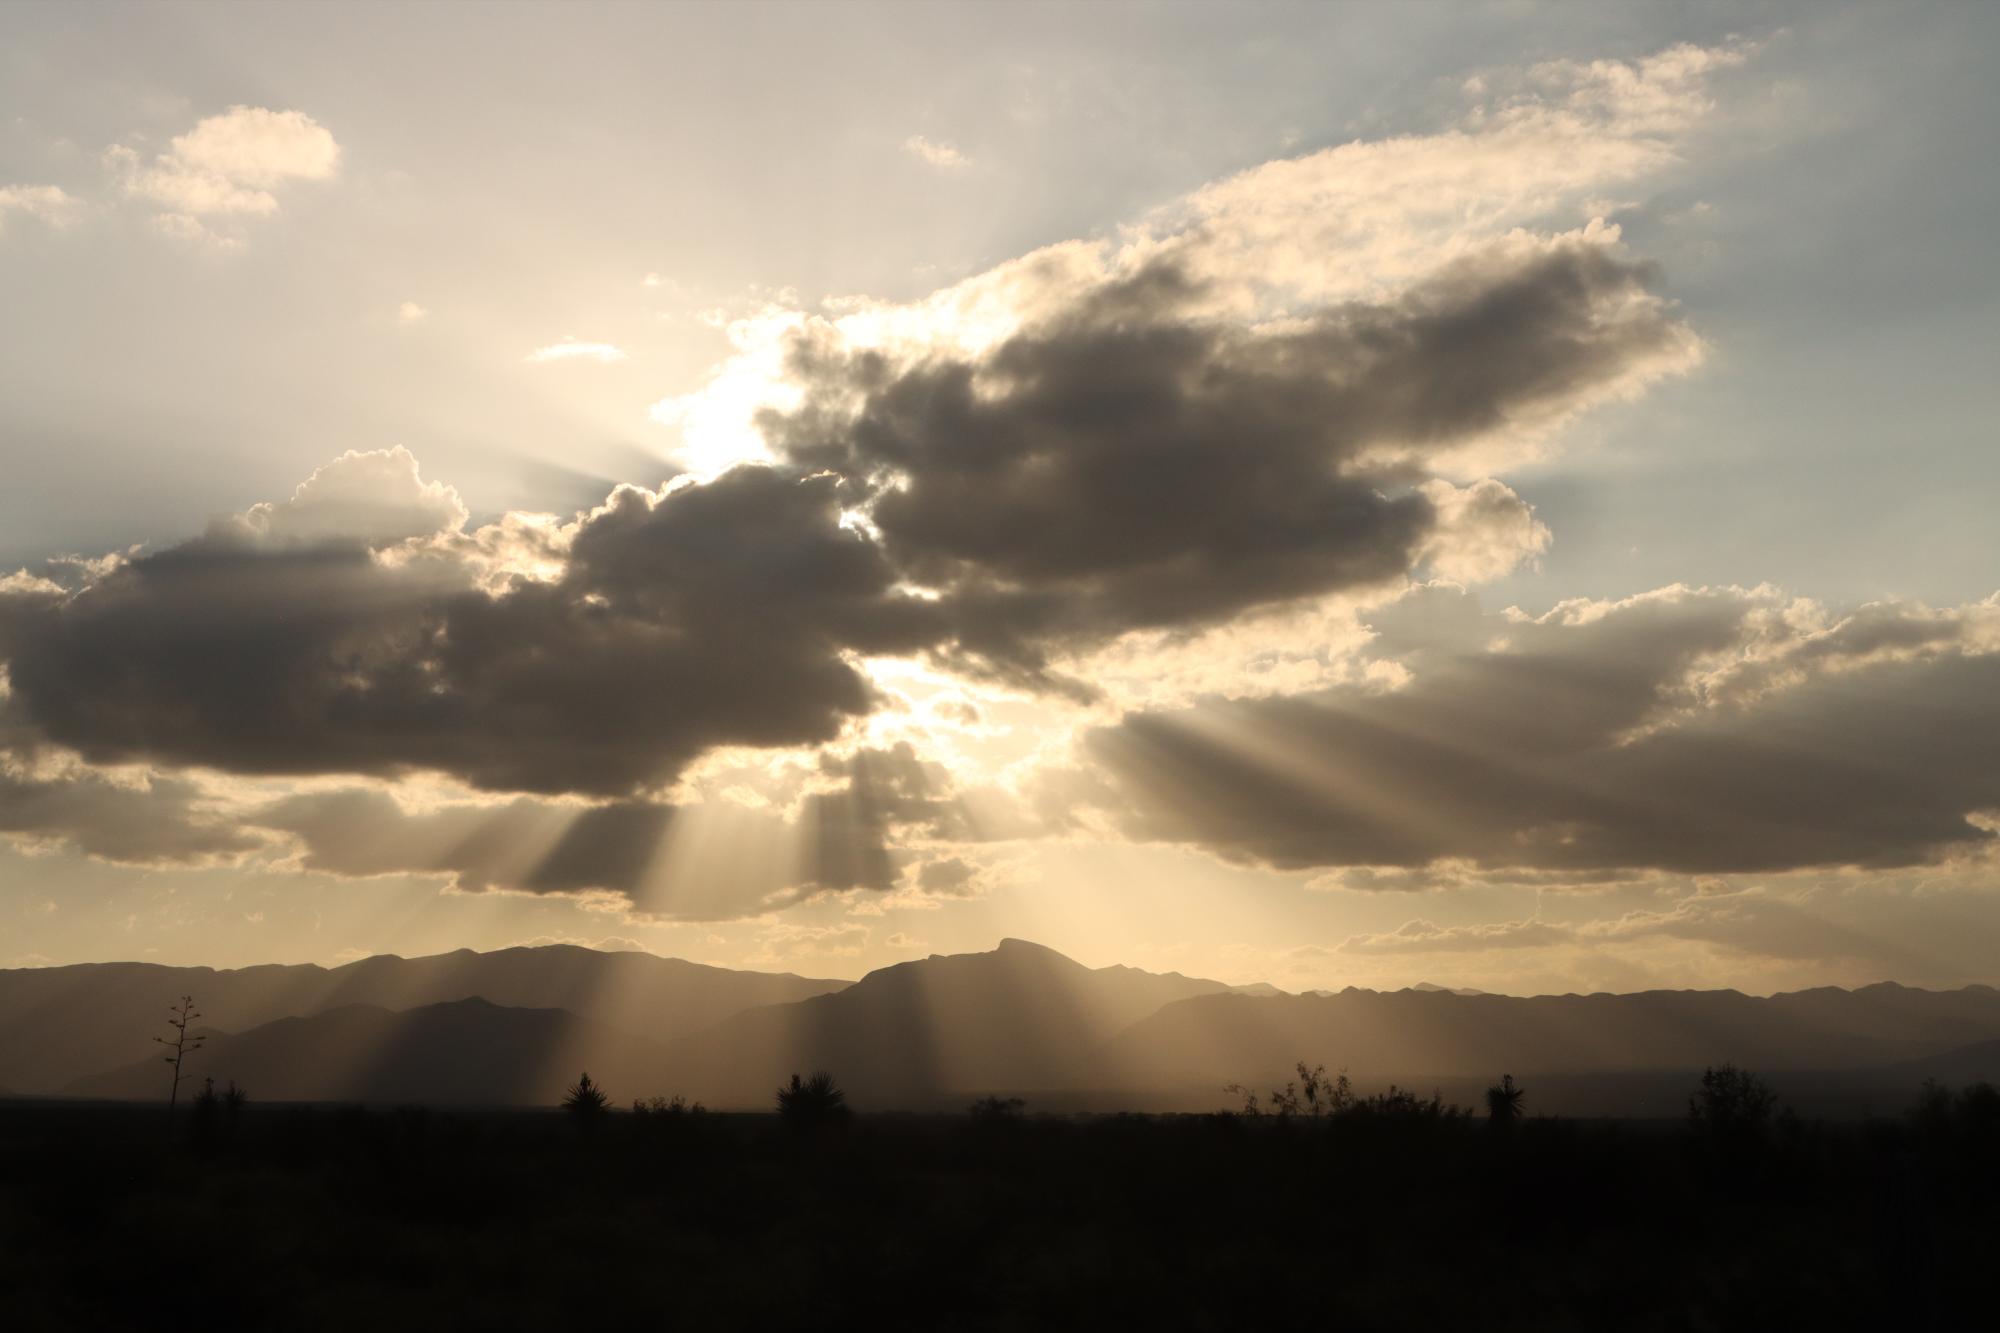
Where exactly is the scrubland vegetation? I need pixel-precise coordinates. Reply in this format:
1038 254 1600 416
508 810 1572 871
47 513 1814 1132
2 1066 1995 1330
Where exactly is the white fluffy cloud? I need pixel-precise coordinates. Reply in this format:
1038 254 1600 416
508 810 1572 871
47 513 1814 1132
110 105 339 242
225 446 468 548
0 184 83 233
1418 479 1553 584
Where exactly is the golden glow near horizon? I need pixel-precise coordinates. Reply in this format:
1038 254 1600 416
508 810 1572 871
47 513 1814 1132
3 6 1998 997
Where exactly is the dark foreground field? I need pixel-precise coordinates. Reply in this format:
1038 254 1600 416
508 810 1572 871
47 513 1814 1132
3 1091 1995 1331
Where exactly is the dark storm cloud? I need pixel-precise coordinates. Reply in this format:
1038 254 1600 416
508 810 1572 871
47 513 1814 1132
1084 588 2000 878
0 457 946 797
761 241 1688 686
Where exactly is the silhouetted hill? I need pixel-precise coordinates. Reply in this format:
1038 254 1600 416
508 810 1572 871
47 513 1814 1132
660 938 1245 1107
65 997 671 1106
0 945 844 1093
1105 982 2000 1104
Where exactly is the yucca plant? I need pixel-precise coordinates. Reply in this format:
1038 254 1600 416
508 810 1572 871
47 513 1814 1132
1485 1074 1525 1124
562 1071 612 1119
776 1071 850 1130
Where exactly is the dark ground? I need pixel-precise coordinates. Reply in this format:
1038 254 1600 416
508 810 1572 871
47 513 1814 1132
2 1090 1994 1331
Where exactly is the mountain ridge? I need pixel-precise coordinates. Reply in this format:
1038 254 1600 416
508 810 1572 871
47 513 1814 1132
0 943 846 1093
66 995 675 1106
11 939 2000 1113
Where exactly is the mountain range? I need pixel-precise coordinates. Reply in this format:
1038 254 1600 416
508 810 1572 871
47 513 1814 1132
8 941 1998 1115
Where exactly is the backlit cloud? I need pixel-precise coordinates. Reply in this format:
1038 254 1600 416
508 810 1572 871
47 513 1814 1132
21 38 1985 967
526 339 628 364
1085 585 2000 880
109 105 339 242
0 184 83 233
902 134 968 169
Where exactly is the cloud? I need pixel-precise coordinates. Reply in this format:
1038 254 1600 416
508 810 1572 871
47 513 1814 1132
513 934 651 953
0 184 83 232
236 739 1015 918
1085 585 2000 880
1339 917 1574 955
1155 40 1752 315
1577 890 1906 965
0 757 259 866
655 41 1740 482
227 445 468 548
619 45 1736 693
1329 876 1960 979
398 302 429 324
253 788 778 918
109 105 339 241
1418 478 1552 583
760 235 1690 692
749 921 871 967
1308 862 1652 894
0 43 1754 893
526 340 628 364
913 856 981 896
902 135 968 170
0 454 950 798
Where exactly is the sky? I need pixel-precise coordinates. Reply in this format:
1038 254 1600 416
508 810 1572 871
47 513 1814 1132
2 0 1997 996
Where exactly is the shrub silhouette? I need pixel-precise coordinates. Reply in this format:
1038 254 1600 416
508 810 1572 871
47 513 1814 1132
1227 1063 1466 1122
1911 1078 2000 1137
1228 1061 1353 1119
190 1076 219 1144
1486 1074 1525 1124
1347 1085 1468 1122
562 1071 612 1120
1688 1064 1776 1131
969 1095 1026 1122
187 1076 248 1150
1955 1080 2000 1131
1688 1063 1777 1155
632 1094 704 1118
776 1072 850 1130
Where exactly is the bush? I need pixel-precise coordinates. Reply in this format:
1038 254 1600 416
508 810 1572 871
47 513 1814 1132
632 1095 704 1118
1688 1064 1777 1138
1226 1062 1468 1123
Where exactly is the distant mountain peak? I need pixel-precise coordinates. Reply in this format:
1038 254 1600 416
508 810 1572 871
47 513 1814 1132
995 937 1069 959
